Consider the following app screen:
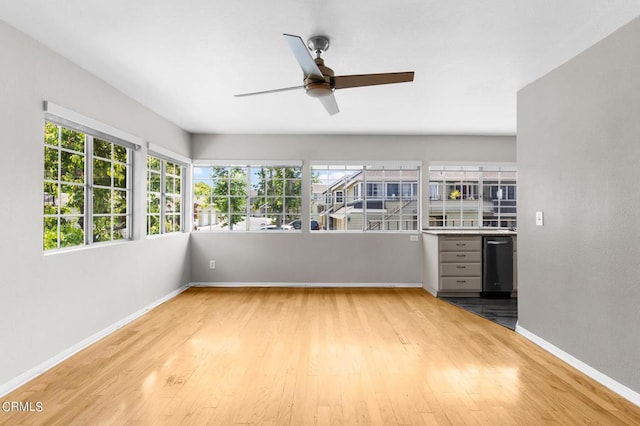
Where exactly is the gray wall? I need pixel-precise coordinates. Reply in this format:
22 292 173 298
517 17 640 393
0 21 191 388
191 134 516 283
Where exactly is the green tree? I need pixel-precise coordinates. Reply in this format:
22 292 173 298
43 123 128 249
43 123 86 249
210 167 247 230
147 156 161 235
251 167 301 227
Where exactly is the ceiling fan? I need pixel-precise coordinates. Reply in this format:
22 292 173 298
235 34 415 115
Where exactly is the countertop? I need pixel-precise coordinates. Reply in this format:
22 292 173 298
422 229 517 236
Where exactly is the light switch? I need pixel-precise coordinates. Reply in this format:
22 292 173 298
535 211 544 226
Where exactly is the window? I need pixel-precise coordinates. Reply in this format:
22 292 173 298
366 182 382 198
311 163 420 232
193 163 302 231
147 156 184 235
43 122 132 250
428 164 517 229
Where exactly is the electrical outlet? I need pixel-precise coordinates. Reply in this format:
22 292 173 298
209 260 216 269
535 211 544 226
409 235 419 242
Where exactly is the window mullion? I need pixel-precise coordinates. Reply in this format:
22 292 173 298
478 168 483 228
245 166 251 231
362 167 367 231
127 150 132 238
85 135 93 245
57 130 62 249
160 160 166 234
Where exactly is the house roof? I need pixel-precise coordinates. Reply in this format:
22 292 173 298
325 169 419 192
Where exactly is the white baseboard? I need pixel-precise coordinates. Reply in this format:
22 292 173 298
0 284 190 398
422 286 438 297
516 324 640 407
190 282 423 288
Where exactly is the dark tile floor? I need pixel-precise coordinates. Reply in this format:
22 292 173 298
440 297 518 330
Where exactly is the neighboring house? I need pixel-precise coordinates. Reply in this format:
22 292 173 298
428 168 517 228
317 169 419 231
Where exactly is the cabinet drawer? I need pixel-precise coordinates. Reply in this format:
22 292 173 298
440 251 481 263
439 239 481 252
440 263 481 277
440 277 482 291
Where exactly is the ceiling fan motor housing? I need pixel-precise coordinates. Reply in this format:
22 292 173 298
304 57 334 98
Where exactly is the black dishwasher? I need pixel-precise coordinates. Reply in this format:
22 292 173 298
482 236 513 298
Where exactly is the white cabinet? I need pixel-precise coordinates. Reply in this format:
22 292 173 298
438 236 482 292
422 232 517 297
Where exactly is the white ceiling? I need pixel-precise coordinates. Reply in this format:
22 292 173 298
2 1 640 135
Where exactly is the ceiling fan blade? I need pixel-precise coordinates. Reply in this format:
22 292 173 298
234 85 304 97
318 93 339 115
283 33 324 80
332 72 414 90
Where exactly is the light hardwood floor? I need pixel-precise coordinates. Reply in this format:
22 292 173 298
2 287 639 425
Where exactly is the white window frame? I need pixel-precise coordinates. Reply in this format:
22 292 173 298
147 143 190 236
192 160 303 232
43 102 141 252
310 161 422 233
427 162 517 229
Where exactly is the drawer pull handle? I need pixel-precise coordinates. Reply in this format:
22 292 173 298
455 243 466 246
456 254 466 257
456 266 466 269
456 280 467 283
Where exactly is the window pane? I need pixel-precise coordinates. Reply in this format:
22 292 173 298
44 146 59 180
93 188 112 214
312 164 419 232
148 215 160 235
93 158 111 186
93 138 111 159
165 215 177 233
113 145 127 163
44 122 132 250
172 197 181 213
194 165 300 232
148 170 161 192
43 217 59 250
229 215 245 231
60 216 84 248
230 197 247 214
44 183 59 215
44 122 59 147
93 217 111 242
113 216 127 240
147 156 161 171
165 176 175 194
113 163 127 188
429 165 516 229
60 152 85 184
60 184 84 215
113 189 127 214
148 193 160 214
60 127 85 152
386 183 400 198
